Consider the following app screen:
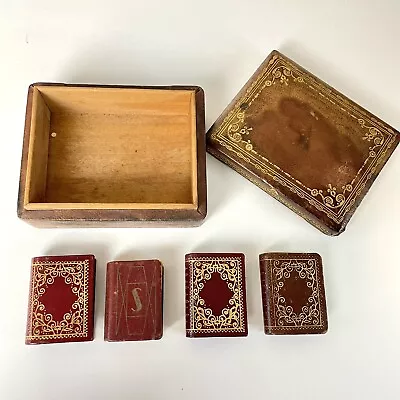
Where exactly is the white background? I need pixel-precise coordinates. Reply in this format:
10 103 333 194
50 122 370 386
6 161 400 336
1 1 399 399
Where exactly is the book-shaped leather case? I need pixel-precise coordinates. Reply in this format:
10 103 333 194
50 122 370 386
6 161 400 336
259 252 328 335
25 255 96 344
207 50 399 235
185 253 248 338
104 260 163 341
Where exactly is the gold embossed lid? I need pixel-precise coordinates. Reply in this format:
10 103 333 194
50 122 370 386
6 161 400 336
207 50 399 235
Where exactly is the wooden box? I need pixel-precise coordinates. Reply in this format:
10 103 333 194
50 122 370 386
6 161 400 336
18 83 206 227
207 51 399 235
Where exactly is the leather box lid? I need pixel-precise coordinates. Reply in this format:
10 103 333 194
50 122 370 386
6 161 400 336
104 260 163 341
207 50 399 235
259 252 328 335
185 253 248 338
25 254 96 344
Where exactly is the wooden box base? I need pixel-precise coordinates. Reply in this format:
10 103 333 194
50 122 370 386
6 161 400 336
18 84 206 227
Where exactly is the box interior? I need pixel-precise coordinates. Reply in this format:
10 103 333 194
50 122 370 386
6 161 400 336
24 86 198 210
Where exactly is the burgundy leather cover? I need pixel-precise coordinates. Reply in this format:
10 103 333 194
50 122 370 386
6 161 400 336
104 260 163 341
259 252 328 335
25 255 96 344
185 253 248 338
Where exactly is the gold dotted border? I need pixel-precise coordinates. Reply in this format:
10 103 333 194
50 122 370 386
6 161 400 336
26 260 90 341
207 145 335 235
187 256 246 334
262 255 327 331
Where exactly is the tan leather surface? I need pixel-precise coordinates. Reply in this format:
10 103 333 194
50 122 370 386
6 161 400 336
259 252 328 335
207 50 399 235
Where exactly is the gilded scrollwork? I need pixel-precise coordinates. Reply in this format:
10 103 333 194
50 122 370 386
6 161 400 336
263 65 305 89
272 259 320 327
359 118 385 158
188 257 245 333
310 183 353 209
214 53 396 224
227 111 253 144
26 260 89 340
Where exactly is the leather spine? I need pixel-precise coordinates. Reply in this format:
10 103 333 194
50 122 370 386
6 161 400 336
259 257 273 334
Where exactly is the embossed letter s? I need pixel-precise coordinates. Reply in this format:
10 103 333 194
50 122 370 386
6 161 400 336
131 288 143 312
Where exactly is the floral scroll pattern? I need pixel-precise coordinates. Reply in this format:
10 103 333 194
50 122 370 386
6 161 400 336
26 260 89 340
272 259 321 327
218 56 394 220
188 257 245 333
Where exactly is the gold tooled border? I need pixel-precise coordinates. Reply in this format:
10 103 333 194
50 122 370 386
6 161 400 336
187 256 246 334
26 260 89 340
262 254 327 331
207 145 335 235
209 52 398 225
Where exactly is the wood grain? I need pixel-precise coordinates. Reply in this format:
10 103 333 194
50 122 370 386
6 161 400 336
45 110 194 204
28 86 196 206
25 89 50 203
18 84 207 227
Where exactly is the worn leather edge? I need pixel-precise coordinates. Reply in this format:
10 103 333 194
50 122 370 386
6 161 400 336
103 262 114 341
207 144 337 235
20 218 206 228
259 255 272 335
259 252 322 261
159 261 164 340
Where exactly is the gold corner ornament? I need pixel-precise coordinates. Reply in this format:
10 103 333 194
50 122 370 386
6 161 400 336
26 260 89 340
211 53 397 224
271 258 323 328
188 257 245 333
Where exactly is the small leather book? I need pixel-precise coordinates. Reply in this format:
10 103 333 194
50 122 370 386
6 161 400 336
25 254 96 345
185 253 248 338
259 252 328 335
104 260 163 341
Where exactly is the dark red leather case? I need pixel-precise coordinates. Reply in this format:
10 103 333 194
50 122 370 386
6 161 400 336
259 252 328 335
104 260 163 341
185 253 248 338
25 254 96 344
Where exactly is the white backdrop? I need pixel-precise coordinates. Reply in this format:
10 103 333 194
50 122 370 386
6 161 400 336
1 1 399 399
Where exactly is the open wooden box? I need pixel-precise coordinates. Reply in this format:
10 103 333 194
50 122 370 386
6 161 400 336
18 83 206 227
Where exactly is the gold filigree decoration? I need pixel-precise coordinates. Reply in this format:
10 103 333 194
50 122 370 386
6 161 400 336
206 146 336 235
310 183 353 209
26 260 89 340
266 66 304 88
188 257 245 333
211 52 397 225
359 118 385 158
272 259 321 327
227 111 254 151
